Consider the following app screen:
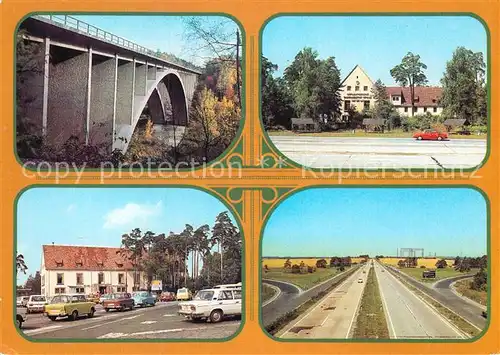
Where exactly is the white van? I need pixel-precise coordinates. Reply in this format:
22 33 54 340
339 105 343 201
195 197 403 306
178 284 242 323
27 295 47 313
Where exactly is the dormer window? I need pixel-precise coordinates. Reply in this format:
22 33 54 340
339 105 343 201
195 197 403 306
392 95 400 101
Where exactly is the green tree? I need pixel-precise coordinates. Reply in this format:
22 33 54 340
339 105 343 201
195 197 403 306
212 211 240 283
371 79 400 129
440 47 486 125
16 254 28 275
24 271 42 295
390 52 428 116
117 228 152 291
316 259 327 268
471 268 487 291
435 259 448 269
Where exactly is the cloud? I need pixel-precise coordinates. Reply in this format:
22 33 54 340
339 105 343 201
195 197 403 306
66 204 76 213
103 201 162 229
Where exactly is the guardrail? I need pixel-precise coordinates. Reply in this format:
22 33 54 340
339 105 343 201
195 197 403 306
32 14 201 74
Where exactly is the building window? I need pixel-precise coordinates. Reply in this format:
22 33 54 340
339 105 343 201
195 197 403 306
355 86 360 91
55 287 65 294
344 100 351 111
424 107 427 112
76 287 84 294
363 86 368 91
413 107 417 113
117 286 126 292
98 272 104 284
433 107 437 113
56 273 64 285
404 107 408 113
364 101 370 110
118 273 124 285
134 273 141 285
346 86 351 91
76 273 83 285
392 96 399 101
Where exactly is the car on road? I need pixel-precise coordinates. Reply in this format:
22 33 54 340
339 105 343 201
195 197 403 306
26 295 47 313
99 294 111 305
103 292 135 312
159 292 176 302
358 278 363 283
44 294 96 321
16 297 25 307
132 291 156 307
178 284 242 323
18 296 29 307
86 293 100 304
176 287 193 301
482 311 487 319
16 307 27 329
413 129 448 141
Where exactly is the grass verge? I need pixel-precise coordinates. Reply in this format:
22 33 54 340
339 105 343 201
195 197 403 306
265 267 358 336
262 283 278 304
454 279 487 306
398 267 476 283
352 267 389 339
263 267 340 290
267 130 487 139
388 268 480 337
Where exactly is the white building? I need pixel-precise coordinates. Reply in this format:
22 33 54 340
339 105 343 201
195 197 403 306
339 64 444 119
40 244 147 297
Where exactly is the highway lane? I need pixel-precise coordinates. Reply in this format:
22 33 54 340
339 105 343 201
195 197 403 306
375 262 464 339
269 136 486 169
434 275 487 311
23 302 240 339
388 266 487 329
278 265 369 339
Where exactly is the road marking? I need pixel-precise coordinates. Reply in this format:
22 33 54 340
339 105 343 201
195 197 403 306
97 324 233 339
98 332 127 339
375 263 397 339
140 321 157 324
81 314 141 331
262 283 282 307
345 267 369 338
163 314 176 317
24 325 63 335
262 278 303 294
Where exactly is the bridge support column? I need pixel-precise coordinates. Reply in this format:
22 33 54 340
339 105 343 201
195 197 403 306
147 64 157 80
134 63 146 97
116 60 135 130
47 50 89 146
88 55 117 150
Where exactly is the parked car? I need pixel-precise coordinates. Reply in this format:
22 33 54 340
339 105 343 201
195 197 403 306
27 295 47 314
99 294 111 305
358 278 363 283
44 294 96 321
159 292 176 302
482 311 487 319
19 296 29 307
103 292 135 312
176 288 193 301
86 294 100 304
413 129 448 141
132 291 156 307
16 297 24 307
16 307 27 328
178 284 242 323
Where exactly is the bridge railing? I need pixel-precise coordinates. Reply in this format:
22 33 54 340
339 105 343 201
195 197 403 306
34 14 158 57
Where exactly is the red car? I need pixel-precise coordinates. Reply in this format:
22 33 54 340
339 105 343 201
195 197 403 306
159 292 176 302
413 129 448 141
103 292 135 312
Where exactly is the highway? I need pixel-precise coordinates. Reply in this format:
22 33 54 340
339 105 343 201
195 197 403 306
269 136 486 169
21 302 240 339
374 262 464 339
278 265 369 339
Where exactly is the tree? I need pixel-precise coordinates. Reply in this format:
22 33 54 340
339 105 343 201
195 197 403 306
24 271 41 295
471 268 487 291
441 47 487 125
435 259 448 269
316 259 327 268
397 260 405 268
16 254 28 275
371 79 400 129
212 211 240 283
284 259 292 270
117 228 151 291
390 52 428 116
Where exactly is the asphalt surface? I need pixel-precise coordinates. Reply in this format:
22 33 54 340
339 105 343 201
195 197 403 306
279 265 369 339
269 136 487 169
387 266 487 329
20 302 240 339
374 262 464 339
262 266 359 328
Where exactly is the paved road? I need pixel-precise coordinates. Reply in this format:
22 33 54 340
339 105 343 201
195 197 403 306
270 136 486 169
279 265 369 339
21 302 240 339
262 266 359 328
434 275 487 311
374 262 464 339
387 266 486 329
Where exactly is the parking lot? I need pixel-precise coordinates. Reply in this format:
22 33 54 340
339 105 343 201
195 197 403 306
19 302 241 339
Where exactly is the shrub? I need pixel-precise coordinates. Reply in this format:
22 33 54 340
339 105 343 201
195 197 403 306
307 266 316 273
471 268 487 291
291 264 301 274
316 259 327 268
420 265 426 268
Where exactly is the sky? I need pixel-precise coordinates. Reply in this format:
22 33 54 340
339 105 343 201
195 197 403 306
16 188 237 284
263 188 487 258
262 16 488 86
62 15 239 67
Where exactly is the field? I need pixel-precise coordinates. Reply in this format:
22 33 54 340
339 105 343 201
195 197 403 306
262 257 366 269
267 130 487 140
262 267 341 290
398 267 474 283
454 279 487 306
380 258 455 268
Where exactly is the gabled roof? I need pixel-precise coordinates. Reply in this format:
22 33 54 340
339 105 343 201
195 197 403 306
42 245 134 271
386 86 443 107
340 64 374 87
